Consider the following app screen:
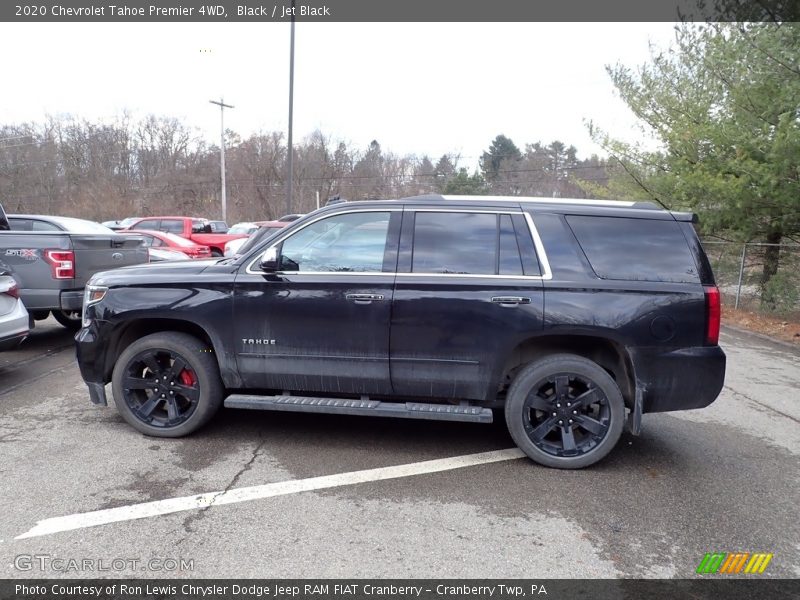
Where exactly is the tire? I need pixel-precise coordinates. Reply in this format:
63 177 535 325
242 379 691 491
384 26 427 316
52 309 82 331
505 354 625 469
210 248 223 257
111 332 223 437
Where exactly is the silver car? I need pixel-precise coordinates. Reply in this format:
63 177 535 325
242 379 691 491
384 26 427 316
0 271 29 350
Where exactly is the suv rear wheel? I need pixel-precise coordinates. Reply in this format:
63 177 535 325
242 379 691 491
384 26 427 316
505 354 624 469
111 332 223 437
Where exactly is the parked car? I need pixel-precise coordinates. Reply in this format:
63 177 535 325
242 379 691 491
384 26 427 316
0 205 148 330
0 270 29 351
277 213 304 222
101 217 141 231
122 216 246 257
118 230 212 259
146 247 192 262
208 220 229 233
76 195 725 469
224 221 288 257
227 222 260 236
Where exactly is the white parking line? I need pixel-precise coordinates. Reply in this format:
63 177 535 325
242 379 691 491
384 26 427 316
16 448 526 539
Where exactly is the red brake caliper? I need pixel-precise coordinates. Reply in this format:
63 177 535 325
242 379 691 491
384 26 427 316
179 368 196 386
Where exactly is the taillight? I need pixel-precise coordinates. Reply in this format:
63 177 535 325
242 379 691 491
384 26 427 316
3 282 19 299
704 285 721 345
44 250 75 279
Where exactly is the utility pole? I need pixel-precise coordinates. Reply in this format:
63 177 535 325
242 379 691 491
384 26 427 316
209 98 234 222
286 0 296 216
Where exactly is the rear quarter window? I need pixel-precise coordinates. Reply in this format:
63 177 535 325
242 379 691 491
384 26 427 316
566 215 699 283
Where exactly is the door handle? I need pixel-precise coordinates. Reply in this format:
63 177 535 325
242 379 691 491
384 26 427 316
346 293 385 303
491 296 531 305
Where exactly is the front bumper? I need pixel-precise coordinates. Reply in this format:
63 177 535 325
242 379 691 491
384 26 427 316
632 345 726 414
85 381 108 406
75 324 109 405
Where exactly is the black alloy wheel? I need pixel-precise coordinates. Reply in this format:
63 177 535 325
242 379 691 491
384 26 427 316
505 354 624 469
121 348 200 428
522 373 611 457
111 332 223 437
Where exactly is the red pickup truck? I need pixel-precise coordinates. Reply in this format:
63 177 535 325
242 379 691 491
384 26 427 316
123 217 247 256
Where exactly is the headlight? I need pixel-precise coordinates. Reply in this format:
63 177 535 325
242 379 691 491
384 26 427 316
82 284 108 327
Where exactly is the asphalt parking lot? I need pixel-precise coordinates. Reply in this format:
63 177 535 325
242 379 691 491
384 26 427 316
0 319 798 579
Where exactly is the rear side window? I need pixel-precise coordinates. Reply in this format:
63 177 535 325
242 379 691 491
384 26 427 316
161 219 184 234
31 220 62 231
7 218 61 231
566 215 699 283
498 214 523 275
410 212 539 276
412 212 497 274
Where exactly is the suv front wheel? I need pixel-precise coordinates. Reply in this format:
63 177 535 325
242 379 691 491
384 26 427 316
505 354 624 469
111 332 223 437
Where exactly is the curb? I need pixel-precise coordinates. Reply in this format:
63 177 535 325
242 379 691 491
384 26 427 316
721 323 800 354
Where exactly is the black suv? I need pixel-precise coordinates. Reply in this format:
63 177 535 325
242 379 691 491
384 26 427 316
76 195 725 468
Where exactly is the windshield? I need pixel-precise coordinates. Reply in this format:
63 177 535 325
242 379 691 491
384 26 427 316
236 226 283 256
118 217 140 228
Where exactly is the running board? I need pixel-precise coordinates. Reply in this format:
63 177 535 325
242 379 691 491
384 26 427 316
224 394 493 424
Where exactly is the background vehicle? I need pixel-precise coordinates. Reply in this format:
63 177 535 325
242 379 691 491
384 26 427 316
277 213 304 222
76 195 725 469
146 247 191 262
0 205 148 330
224 221 288 257
208 220 229 233
101 217 141 231
227 222 260 235
0 270 29 350
118 230 212 259
123 216 245 257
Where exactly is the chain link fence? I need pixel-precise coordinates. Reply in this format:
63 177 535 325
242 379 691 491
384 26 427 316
702 241 800 316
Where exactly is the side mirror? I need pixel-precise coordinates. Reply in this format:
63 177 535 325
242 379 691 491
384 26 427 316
259 247 279 272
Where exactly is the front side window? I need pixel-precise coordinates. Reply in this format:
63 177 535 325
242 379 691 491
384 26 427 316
278 211 391 273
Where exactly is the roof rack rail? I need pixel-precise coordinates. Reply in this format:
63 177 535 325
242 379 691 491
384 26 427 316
325 195 348 206
431 194 662 209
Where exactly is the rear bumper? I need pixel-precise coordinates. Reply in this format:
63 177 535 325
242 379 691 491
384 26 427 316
0 299 29 350
631 345 726 413
60 290 83 310
18 288 83 311
0 331 27 351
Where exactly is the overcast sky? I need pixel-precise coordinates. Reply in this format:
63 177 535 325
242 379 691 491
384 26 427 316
0 22 677 167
